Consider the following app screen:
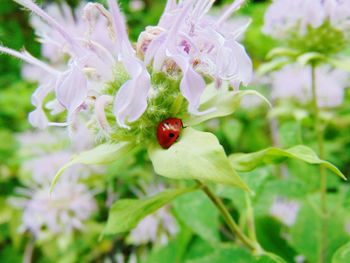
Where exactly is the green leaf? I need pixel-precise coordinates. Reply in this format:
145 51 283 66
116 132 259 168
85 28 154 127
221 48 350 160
51 142 133 192
149 128 250 191
257 58 290 75
290 195 349 263
184 238 215 261
266 47 299 60
229 145 346 180
332 242 350 263
297 52 325 65
255 216 298 262
104 186 197 235
173 191 220 244
327 58 350 72
143 229 193 263
184 88 270 126
186 246 254 263
186 246 286 263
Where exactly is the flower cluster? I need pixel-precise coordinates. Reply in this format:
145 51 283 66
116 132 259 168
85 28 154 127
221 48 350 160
10 129 98 237
270 64 348 108
263 0 350 54
1 0 252 146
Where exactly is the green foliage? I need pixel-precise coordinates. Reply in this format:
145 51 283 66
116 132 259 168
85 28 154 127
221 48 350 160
229 145 346 179
142 229 193 263
51 142 134 191
290 194 350 263
104 186 197 235
287 22 347 56
149 127 250 191
255 216 297 262
173 191 220 244
186 246 286 263
184 85 270 126
332 242 350 263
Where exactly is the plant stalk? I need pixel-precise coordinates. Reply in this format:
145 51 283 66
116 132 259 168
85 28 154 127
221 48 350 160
311 64 327 263
197 181 261 253
245 192 258 244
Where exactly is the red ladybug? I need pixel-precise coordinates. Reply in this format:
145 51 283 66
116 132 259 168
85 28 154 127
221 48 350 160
157 118 183 149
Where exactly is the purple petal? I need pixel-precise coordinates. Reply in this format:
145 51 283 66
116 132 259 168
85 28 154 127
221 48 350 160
28 109 48 129
95 95 113 132
15 0 83 56
226 40 253 85
108 0 151 127
55 64 87 113
113 59 150 127
168 51 206 114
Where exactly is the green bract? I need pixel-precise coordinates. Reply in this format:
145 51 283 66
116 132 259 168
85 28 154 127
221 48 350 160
50 142 134 191
106 72 188 144
286 22 346 56
149 128 250 191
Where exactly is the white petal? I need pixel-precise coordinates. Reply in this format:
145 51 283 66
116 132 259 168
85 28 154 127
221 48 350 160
55 64 87 113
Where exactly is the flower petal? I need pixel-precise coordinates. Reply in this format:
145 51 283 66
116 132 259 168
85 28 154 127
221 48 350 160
28 109 48 129
226 40 253 85
108 0 151 127
113 60 151 127
168 51 207 114
55 63 87 113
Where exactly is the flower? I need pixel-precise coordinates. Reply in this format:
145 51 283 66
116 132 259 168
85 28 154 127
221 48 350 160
12 177 97 237
0 0 253 144
263 0 350 38
270 196 300 226
141 0 252 113
127 183 178 245
10 129 98 237
129 0 145 12
2 1 259 193
263 0 350 54
270 64 348 108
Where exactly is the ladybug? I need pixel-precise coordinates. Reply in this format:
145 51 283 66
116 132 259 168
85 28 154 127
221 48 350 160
157 118 183 149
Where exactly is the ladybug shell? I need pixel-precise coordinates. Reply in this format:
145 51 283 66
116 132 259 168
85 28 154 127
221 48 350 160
157 118 183 149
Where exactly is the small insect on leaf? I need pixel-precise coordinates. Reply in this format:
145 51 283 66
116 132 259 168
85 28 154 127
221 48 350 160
157 118 183 149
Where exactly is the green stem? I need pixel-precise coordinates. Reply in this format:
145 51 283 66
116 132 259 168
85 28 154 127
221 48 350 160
311 65 327 263
197 181 261 253
245 192 258 244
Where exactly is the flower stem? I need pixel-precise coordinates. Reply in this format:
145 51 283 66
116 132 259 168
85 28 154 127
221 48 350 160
245 192 258 244
197 181 261 253
310 64 327 263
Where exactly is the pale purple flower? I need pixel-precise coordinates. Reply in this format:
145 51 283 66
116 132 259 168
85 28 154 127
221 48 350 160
12 177 96 237
10 129 100 237
127 183 178 245
1 0 149 130
270 197 300 226
27 2 116 64
270 65 349 108
140 0 252 114
1 0 253 138
263 0 350 38
129 0 145 11
345 220 350 235
108 0 151 128
295 255 306 263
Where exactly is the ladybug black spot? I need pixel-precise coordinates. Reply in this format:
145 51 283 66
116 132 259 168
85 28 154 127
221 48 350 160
169 133 175 138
